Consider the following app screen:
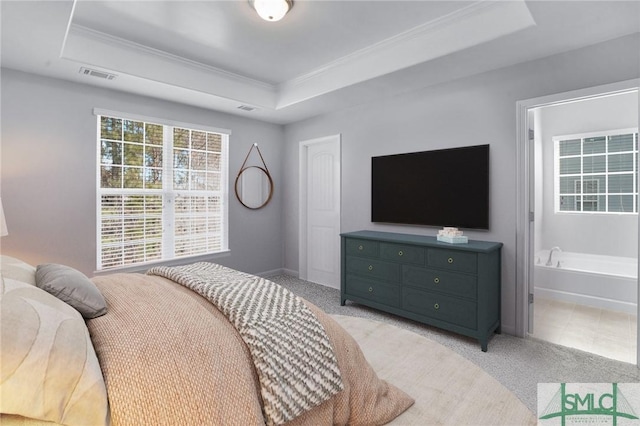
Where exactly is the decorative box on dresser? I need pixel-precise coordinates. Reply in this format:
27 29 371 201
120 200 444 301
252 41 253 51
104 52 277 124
340 230 502 351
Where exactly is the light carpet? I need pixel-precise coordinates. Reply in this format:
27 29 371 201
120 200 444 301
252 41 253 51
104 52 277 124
270 274 640 416
332 314 536 425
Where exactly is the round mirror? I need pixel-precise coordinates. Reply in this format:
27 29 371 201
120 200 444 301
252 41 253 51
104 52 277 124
235 166 274 209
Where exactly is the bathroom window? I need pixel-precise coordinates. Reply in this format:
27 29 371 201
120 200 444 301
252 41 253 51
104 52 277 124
575 179 599 211
554 129 639 214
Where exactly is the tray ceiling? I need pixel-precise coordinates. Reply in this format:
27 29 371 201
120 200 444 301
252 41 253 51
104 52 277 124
1 1 639 124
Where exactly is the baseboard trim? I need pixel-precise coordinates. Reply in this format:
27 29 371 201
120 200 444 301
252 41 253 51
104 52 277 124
256 268 285 277
500 324 515 336
257 268 299 278
535 287 637 314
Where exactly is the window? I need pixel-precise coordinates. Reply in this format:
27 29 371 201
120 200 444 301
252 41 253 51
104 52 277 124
555 129 639 214
96 110 229 270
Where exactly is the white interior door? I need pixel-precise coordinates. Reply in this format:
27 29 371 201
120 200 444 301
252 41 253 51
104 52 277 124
299 135 341 288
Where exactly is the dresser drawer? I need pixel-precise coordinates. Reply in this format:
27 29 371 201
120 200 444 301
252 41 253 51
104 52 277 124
341 231 502 351
402 288 477 329
403 266 477 299
428 249 477 274
380 243 425 265
346 256 400 282
345 238 379 257
346 275 400 307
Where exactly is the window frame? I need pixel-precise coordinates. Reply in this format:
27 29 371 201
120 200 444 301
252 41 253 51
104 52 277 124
94 108 230 272
553 128 639 215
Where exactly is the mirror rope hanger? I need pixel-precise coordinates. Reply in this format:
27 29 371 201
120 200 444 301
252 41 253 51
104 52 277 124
235 143 274 210
239 143 271 176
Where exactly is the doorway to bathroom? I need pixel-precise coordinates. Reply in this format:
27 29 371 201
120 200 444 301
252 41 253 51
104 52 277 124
516 81 639 364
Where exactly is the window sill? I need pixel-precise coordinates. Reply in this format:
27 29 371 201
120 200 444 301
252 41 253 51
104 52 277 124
93 250 231 276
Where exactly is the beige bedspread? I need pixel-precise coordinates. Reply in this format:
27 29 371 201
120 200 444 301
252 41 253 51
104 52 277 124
147 263 344 425
87 273 414 425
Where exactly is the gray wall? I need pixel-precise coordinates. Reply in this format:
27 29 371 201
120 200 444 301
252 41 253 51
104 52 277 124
2 33 639 334
537 92 639 258
282 33 640 335
0 69 285 277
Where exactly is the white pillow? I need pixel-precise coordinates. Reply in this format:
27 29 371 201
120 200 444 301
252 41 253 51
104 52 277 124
0 276 109 425
0 255 36 285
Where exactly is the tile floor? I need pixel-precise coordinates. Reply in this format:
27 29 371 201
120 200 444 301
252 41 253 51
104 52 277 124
531 297 637 364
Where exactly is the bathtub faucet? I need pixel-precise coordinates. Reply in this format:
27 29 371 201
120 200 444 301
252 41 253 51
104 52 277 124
545 246 562 266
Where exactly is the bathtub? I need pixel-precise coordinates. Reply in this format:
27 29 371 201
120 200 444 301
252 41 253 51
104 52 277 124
534 250 638 314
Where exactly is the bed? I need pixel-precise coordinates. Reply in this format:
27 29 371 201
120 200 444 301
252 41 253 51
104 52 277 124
0 255 414 426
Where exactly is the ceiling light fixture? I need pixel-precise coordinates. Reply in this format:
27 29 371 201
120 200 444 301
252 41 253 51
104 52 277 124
250 0 293 22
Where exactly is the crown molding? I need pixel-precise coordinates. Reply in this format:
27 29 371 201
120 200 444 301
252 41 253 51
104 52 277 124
58 0 535 114
276 0 536 108
60 22 277 109
66 24 275 91
284 1 496 89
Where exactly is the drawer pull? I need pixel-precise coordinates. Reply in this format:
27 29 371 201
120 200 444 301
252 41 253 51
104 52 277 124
398 250 404 256
368 287 373 292
434 303 440 310
434 277 440 284
358 245 364 250
368 265 373 271
448 257 454 264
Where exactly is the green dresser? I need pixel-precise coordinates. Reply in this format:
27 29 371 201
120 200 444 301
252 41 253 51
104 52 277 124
341 230 502 351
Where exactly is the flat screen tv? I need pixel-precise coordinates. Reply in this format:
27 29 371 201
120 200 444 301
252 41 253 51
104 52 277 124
371 144 490 230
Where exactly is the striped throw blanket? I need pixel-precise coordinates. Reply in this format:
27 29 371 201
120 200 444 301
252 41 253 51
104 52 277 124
147 263 344 426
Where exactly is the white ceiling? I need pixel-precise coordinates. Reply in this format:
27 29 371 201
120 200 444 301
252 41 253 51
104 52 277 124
1 1 639 124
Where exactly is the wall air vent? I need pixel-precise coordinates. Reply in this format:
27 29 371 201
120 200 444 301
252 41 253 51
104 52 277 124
79 67 117 80
237 105 257 112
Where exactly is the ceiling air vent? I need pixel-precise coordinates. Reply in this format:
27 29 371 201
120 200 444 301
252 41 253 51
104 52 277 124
237 105 257 112
79 67 117 80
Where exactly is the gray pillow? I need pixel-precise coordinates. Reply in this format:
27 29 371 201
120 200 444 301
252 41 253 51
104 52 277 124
35 264 107 319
